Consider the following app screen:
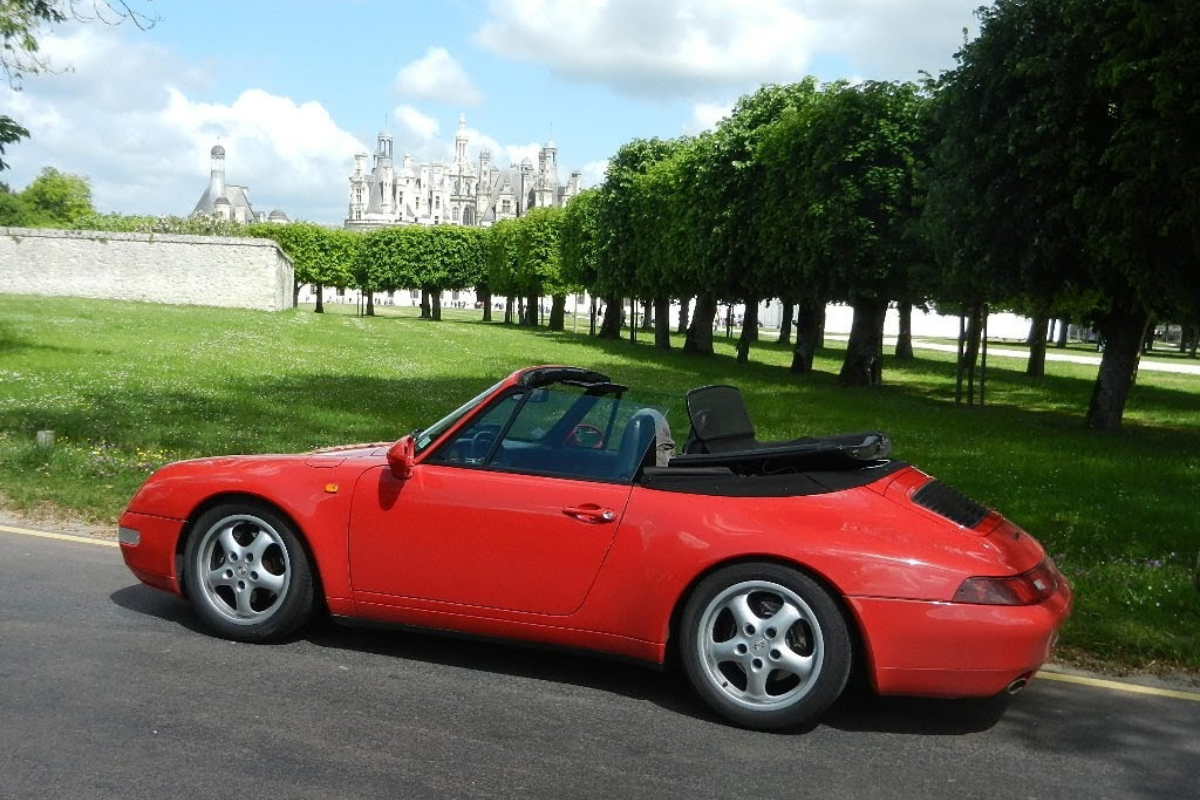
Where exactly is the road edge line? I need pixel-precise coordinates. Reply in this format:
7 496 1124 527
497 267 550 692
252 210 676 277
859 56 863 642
1037 669 1200 702
0 523 118 547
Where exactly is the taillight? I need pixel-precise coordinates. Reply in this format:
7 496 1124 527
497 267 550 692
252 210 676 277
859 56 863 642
952 559 1060 605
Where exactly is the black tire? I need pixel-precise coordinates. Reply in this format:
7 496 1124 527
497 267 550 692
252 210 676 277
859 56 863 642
182 502 315 642
679 562 852 730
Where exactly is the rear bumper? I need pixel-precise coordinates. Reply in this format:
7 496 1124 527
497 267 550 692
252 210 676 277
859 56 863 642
848 581 1072 697
117 510 185 595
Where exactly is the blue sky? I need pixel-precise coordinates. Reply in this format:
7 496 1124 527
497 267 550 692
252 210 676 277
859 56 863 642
2 0 982 224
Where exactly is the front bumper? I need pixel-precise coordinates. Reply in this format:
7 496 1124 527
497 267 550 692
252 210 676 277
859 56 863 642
117 510 186 595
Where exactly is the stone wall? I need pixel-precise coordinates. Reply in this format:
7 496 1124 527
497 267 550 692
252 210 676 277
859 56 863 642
0 227 294 312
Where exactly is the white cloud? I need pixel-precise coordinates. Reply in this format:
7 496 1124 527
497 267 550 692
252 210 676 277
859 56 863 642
683 101 730 135
163 88 367 220
393 104 442 145
394 47 484 106
2 26 365 223
474 0 975 97
579 159 609 188
475 0 818 96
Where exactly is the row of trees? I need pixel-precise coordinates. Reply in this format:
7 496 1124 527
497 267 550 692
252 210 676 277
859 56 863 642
560 0 1199 430
243 212 571 327
4 1 1195 430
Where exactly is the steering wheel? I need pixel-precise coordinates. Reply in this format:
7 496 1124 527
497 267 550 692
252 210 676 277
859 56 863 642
565 423 606 450
469 424 501 462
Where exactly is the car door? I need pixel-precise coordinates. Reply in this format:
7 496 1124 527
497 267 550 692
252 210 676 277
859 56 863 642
347 386 638 616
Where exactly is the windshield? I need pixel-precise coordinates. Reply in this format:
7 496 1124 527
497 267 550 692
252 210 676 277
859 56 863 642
414 379 505 455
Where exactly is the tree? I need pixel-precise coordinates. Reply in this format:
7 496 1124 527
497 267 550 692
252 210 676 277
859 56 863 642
594 138 682 339
514 207 566 328
757 78 830 373
2 2 157 171
246 223 352 313
707 82 824 364
0 180 32 224
486 219 521 324
18 166 93 225
931 0 1200 429
782 81 929 386
560 188 601 333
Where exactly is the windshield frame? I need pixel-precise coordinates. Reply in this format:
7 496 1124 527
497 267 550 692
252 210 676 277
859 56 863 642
413 379 505 455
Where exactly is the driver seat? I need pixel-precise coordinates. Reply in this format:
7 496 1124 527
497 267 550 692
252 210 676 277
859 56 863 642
614 409 674 481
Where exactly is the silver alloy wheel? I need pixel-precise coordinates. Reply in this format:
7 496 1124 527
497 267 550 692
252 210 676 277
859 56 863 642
193 513 292 626
694 579 824 711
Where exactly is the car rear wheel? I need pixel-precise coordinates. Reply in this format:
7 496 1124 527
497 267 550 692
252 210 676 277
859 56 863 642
182 503 315 642
680 563 851 730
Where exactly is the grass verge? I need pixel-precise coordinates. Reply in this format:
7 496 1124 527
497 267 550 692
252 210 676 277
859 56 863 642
2 295 1197 671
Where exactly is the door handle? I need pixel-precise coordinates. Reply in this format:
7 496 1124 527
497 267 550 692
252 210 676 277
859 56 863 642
562 504 617 523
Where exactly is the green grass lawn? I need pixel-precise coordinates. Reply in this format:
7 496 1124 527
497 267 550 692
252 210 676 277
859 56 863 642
2 295 1198 672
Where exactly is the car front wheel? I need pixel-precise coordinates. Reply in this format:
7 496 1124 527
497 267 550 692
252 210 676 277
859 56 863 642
680 563 851 730
182 503 315 642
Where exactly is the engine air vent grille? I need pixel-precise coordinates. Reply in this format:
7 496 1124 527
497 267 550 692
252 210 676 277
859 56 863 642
912 480 988 528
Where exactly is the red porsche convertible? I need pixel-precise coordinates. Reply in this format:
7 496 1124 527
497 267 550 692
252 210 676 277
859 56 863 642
118 365 1071 730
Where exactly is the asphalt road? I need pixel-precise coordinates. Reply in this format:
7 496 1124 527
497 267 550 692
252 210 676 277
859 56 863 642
2 528 1198 800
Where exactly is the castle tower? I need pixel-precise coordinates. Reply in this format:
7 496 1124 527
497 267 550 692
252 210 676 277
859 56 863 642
209 143 226 201
455 113 469 165
373 131 395 216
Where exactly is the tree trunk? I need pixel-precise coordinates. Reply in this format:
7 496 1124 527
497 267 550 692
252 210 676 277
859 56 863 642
736 299 759 364
790 297 823 374
641 300 653 331
1055 316 1070 348
314 283 325 314
526 292 540 326
684 292 717 355
504 296 514 325
292 283 301 308
654 297 671 350
1085 304 1150 431
598 297 623 339
365 291 375 317
838 298 888 387
960 303 984 372
430 290 442 321
677 298 691 335
895 301 914 360
480 290 493 322
549 294 566 331
1026 313 1049 377
778 300 794 346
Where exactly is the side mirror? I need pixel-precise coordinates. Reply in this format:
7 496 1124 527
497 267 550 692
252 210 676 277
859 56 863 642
386 435 416 479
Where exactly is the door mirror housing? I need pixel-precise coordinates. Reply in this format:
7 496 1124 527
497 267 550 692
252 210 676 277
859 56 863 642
387 435 416 479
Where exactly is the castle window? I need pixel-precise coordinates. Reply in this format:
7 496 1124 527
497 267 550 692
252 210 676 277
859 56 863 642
453 206 460 222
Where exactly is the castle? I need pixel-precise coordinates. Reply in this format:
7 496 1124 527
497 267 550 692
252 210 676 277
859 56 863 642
345 114 581 230
191 143 289 224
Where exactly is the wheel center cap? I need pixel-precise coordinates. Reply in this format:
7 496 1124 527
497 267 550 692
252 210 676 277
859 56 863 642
753 639 767 653
236 565 248 578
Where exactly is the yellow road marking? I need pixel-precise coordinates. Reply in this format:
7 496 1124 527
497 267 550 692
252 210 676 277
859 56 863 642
0 523 118 547
1037 669 1200 702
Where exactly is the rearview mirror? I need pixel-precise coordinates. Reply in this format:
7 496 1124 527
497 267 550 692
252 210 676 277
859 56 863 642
386 435 416 479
